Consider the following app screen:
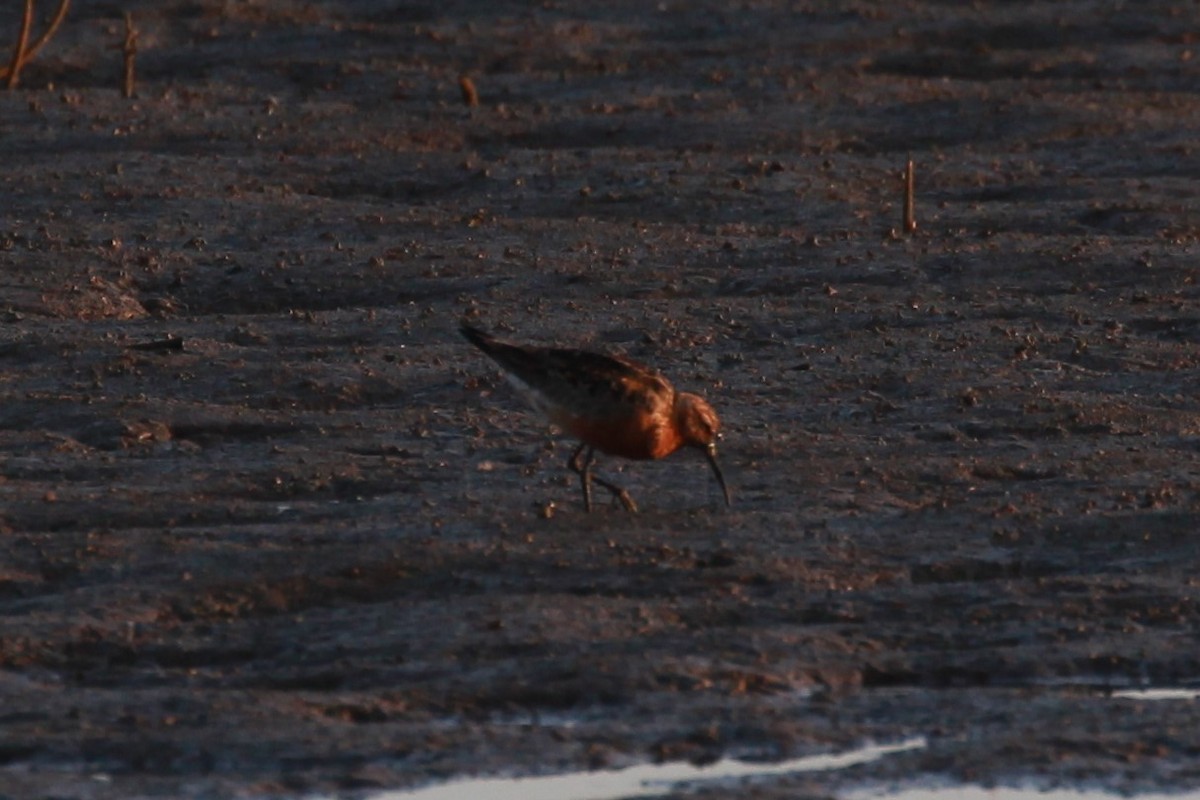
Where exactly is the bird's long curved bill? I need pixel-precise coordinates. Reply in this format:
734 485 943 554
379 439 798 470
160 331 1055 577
706 443 732 507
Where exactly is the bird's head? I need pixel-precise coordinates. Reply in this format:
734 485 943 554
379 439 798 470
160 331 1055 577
674 392 731 507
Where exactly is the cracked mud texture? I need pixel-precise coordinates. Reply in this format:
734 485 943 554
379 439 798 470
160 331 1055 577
2 1 1200 798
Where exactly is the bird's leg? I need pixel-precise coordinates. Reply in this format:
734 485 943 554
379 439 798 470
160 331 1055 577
568 443 594 512
568 443 638 513
600 478 638 512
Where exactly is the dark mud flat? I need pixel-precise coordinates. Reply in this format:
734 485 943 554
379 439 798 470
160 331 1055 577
3 1 1200 798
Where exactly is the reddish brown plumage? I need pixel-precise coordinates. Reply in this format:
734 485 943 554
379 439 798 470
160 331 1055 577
460 323 730 511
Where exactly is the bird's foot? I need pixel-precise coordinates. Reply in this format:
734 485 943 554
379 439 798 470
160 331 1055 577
612 489 638 513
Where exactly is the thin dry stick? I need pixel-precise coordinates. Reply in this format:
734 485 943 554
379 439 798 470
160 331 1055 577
0 0 71 83
6 0 35 89
122 10 137 98
458 75 478 107
903 158 917 234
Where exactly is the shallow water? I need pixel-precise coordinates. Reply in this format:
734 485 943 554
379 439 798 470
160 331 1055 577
846 787 1200 800
369 737 926 800
1110 688 1200 701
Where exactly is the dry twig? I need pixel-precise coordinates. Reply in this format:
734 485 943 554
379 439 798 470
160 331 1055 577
5 0 34 89
903 158 917 234
2 0 71 86
122 10 137 98
459 75 479 107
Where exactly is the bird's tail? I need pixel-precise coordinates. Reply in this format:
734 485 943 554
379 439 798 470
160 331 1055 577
459 322 544 383
459 322 495 352
460 323 521 365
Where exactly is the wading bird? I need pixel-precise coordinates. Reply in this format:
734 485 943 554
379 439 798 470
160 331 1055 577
461 323 731 512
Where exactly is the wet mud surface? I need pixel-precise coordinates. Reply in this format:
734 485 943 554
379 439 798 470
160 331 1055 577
2 1 1200 797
